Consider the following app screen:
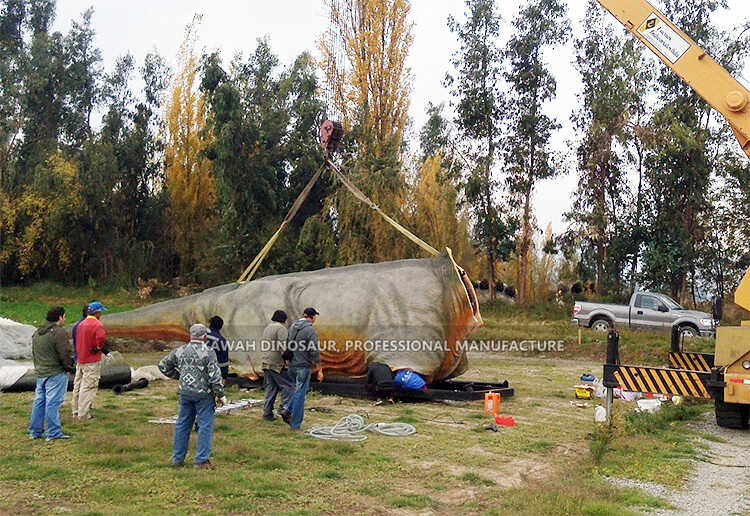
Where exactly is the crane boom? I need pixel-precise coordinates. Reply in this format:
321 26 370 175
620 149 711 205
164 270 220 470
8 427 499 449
596 0 750 160
596 0 750 312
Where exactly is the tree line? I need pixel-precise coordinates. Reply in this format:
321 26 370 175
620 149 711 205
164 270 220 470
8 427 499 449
1 0 749 308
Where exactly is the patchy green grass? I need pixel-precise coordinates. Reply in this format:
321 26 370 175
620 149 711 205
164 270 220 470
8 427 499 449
474 298 716 366
0 285 714 513
0 281 173 326
488 467 674 516
389 494 435 509
0 352 707 514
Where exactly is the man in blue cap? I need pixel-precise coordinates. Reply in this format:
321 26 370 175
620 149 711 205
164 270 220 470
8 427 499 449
72 301 108 421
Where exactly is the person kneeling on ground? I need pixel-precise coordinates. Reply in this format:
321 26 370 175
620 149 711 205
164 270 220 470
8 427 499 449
260 310 294 422
286 308 324 431
366 362 395 404
159 323 227 469
29 306 75 441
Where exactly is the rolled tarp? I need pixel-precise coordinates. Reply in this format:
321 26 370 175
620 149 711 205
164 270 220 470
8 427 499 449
1 352 132 393
0 317 35 360
112 378 149 394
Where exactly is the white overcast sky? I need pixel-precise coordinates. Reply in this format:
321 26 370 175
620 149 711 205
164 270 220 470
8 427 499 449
53 1 750 236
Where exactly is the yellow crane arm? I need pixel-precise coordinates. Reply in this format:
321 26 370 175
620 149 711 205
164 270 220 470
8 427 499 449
596 0 750 160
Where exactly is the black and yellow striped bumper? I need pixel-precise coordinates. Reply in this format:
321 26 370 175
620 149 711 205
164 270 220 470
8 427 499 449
603 364 712 399
668 351 714 373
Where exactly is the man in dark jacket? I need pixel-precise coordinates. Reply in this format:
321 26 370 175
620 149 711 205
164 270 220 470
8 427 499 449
286 307 323 430
206 316 229 380
29 306 75 441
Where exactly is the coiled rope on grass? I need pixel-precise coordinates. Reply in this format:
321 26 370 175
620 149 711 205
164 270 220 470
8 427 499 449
306 414 416 441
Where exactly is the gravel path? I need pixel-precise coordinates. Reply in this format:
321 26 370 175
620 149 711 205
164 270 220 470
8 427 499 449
607 413 750 515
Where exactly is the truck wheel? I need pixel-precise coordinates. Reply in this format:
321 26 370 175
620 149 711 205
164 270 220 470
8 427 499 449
591 318 612 332
678 325 699 338
715 400 749 429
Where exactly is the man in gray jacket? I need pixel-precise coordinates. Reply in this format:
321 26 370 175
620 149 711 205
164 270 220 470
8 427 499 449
286 307 324 430
260 310 294 421
159 323 227 468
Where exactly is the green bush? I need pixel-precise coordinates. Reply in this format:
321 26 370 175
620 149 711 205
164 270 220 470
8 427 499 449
623 403 703 436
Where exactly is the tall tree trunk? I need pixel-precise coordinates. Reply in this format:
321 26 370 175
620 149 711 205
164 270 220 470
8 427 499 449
488 252 496 301
487 132 496 301
630 136 644 297
517 189 532 305
595 165 606 296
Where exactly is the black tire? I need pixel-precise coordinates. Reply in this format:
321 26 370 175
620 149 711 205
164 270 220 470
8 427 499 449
715 400 749 429
678 325 699 338
590 317 612 332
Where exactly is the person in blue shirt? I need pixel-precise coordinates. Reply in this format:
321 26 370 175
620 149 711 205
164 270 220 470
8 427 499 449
71 303 89 364
206 316 229 380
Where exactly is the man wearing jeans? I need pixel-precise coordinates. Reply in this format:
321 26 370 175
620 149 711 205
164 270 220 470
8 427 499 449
286 308 324 431
29 306 75 441
158 323 227 468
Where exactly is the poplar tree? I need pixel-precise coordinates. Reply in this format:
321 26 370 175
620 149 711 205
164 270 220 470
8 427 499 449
164 18 216 280
504 0 569 304
319 0 414 264
445 0 515 299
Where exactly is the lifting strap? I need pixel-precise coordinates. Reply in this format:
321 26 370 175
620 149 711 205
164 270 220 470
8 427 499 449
325 159 439 257
237 165 325 283
236 158 439 284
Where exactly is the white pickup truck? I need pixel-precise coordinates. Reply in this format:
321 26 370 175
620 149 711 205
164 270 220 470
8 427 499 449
572 292 716 337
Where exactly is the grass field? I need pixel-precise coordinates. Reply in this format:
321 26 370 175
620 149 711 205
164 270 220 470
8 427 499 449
0 283 724 514
0 354 708 515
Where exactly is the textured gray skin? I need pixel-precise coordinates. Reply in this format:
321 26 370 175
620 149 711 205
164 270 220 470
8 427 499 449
101 252 481 381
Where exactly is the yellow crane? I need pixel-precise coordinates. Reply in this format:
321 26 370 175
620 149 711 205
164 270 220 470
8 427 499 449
596 0 750 428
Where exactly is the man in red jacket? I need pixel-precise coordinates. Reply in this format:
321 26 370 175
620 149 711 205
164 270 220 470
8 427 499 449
72 301 107 420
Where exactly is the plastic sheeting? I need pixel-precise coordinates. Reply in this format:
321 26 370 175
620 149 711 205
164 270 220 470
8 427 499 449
1 352 131 392
131 365 170 382
0 360 33 390
0 317 35 360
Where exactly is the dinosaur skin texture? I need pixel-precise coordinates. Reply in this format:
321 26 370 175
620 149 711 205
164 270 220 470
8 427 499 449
100 250 482 383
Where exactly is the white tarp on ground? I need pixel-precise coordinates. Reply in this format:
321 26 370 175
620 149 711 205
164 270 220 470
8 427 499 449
0 317 35 360
131 365 170 382
0 359 33 390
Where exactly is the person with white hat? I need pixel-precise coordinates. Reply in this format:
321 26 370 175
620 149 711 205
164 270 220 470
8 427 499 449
158 323 227 468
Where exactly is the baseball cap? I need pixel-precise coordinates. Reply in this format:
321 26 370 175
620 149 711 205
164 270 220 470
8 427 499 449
303 307 319 317
189 323 208 338
87 301 108 314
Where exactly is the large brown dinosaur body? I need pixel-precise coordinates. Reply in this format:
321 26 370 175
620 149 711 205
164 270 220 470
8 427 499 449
101 250 481 383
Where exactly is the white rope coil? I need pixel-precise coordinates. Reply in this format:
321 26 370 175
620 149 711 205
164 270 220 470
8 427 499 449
306 414 416 441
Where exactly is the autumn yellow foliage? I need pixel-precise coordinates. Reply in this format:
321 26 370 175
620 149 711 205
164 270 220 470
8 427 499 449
164 19 216 279
320 0 418 263
410 155 477 273
1 154 82 278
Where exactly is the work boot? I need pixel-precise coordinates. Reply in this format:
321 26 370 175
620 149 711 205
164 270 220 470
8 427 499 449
194 460 213 470
262 413 276 421
278 407 291 424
